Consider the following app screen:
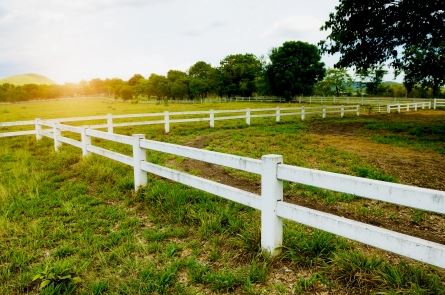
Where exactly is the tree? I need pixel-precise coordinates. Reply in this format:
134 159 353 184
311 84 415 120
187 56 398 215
357 68 388 96
219 54 263 97
321 0 444 95
188 61 219 98
266 41 325 100
314 68 352 96
166 70 189 99
128 74 144 86
146 74 169 99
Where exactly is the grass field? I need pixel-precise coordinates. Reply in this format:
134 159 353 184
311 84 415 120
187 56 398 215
1 98 445 294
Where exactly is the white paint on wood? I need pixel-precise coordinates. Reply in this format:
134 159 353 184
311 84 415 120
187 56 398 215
261 155 283 256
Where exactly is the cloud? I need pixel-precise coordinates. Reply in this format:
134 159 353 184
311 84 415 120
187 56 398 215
263 16 326 42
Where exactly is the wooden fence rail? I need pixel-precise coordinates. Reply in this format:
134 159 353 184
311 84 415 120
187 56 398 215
22 120 445 269
0 105 360 138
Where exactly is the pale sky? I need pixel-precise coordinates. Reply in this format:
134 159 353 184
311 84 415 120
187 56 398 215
1 0 361 83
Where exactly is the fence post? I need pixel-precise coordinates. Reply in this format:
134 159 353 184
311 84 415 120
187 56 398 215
356 105 360 116
35 118 42 141
81 127 91 156
428 101 431 109
397 104 401 113
414 103 418 111
275 107 280 122
341 105 345 118
433 99 437 110
246 109 251 126
387 105 391 113
301 106 305 120
261 154 283 256
107 114 113 133
53 123 61 152
164 111 170 133
322 107 326 119
132 134 147 191
209 109 215 128
406 104 410 111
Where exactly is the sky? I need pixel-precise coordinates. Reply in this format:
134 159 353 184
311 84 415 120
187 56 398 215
0 0 388 84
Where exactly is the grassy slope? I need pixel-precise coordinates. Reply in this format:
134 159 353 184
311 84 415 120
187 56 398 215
1 99 445 294
0 73 55 86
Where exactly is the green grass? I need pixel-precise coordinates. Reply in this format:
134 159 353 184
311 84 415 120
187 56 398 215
1 99 445 294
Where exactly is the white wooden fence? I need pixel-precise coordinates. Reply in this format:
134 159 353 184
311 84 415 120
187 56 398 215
434 98 445 109
297 96 432 106
14 118 444 269
378 102 432 113
0 105 360 138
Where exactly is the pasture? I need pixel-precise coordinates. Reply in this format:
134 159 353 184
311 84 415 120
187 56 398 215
1 98 445 294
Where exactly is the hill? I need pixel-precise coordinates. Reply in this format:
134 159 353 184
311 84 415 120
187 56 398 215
0 73 55 85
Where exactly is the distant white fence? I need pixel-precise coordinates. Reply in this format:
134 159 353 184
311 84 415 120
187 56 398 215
0 105 360 138
10 118 443 269
374 101 432 113
296 96 432 106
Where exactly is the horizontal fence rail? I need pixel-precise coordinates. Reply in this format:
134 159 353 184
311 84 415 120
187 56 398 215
22 121 445 269
0 105 361 138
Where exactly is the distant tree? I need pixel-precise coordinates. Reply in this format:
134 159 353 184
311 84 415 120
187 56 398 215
320 0 444 95
357 68 388 96
314 68 352 96
266 41 325 100
219 54 263 97
147 74 169 99
166 70 189 99
119 85 134 100
128 74 145 86
188 61 219 98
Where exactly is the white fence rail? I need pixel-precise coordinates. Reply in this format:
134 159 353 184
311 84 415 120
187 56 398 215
0 105 360 138
434 98 445 109
377 102 432 113
25 120 445 268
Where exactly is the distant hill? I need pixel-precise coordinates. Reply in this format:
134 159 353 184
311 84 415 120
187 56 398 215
0 73 55 86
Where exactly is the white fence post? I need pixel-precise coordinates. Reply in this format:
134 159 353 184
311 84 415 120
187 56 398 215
275 107 280 122
414 103 418 111
132 134 147 191
301 106 305 121
209 110 215 128
340 105 345 118
397 104 401 113
53 123 61 152
428 101 431 109
407 104 410 111
261 154 283 256
35 118 42 141
356 105 360 116
107 114 113 133
322 107 326 119
433 98 437 110
81 127 91 156
387 105 391 113
246 109 251 126
164 111 170 133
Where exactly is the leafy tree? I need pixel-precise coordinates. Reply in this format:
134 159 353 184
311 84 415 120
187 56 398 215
314 68 352 96
166 70 189 99
146 74 169 99
219 54 263 97
188 61 219 98
119 85 134 100
357 68 388 96
266 41 325 100
128 74 145 86
321 0 444 95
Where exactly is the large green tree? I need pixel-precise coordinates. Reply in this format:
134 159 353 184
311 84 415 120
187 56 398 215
266 41 325 100
321 0 444 95
219 54 263 97
166 70 189 99
188 61 219 98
